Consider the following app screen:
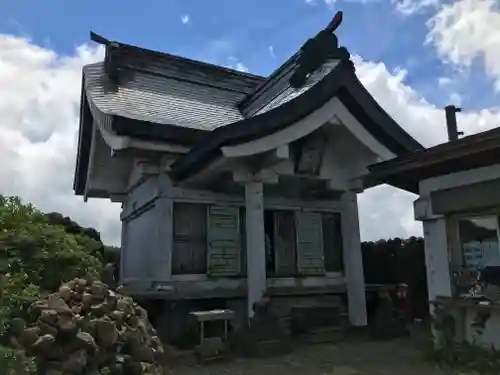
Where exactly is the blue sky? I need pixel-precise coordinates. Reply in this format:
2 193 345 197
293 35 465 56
1 0 496 110
1 0 500 244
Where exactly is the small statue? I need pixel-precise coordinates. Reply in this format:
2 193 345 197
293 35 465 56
289 11 352 89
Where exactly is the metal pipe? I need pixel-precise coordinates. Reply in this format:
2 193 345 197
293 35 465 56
444 105 464 142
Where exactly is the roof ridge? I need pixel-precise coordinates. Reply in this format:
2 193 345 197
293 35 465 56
89 31 266 81
238 52 299 110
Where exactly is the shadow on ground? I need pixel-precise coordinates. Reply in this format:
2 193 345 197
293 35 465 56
170 337 451 375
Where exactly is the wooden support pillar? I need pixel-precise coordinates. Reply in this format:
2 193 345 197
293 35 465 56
422 217 452 307
341 191 367 326
420 216 453 346
245 181 266 319
414 197 452 312
157 173 173 282
155 197 173 282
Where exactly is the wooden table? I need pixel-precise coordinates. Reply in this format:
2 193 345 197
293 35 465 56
189 309 234 361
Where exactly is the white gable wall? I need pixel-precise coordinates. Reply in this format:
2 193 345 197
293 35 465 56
221 97 395 165
220 97 394 192
85 122 131 198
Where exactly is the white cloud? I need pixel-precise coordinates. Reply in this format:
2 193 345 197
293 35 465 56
305 0 336 7
226 56 248 72
353 54 500 240
269 45 276 59
235 62 248 72
180 14 190 24
438 76 452 87
392 0 440 16
0 35 122 245
427 0 500 90
448 92 463 106
3 5 500 246
354 56 443 240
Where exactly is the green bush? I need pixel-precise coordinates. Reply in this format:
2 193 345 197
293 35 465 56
0 345 36 375
0 194 106 372
0 274 41 341
0 195 103 291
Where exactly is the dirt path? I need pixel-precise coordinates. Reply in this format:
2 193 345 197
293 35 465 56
170 338 454 375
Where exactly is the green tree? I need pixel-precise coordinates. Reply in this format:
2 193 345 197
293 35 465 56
0 195 105 373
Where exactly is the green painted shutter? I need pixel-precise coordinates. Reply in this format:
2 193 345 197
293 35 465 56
207 205 241 277
295 211 325 276
322 212 344 273
172 203 207 275
274 211 297 276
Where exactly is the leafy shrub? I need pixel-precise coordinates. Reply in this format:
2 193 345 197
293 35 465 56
0 195 103 291
44 211 106 260
0 193 105 371
0 274 42 341
0 345 36 375
104 245 120 264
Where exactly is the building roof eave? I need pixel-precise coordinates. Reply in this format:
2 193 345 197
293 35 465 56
367 126 500 193
169 61 424 182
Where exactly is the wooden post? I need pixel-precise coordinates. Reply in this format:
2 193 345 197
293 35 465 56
422 218 452 307
245 181 267 320
341 191 367 326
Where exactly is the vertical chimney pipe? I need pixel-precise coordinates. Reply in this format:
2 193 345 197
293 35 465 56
445 105 464 142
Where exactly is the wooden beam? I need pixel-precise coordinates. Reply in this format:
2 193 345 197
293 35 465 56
110 193 127 203
233 166 279 184
247 145 290 173
179 158 232 188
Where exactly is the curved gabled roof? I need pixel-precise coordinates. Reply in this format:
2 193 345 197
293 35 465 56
169 59 424 181
74 29 424 196
74 36 265 195
83 62 252 130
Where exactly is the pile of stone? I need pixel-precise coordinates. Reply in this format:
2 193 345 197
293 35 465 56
9 278 164 375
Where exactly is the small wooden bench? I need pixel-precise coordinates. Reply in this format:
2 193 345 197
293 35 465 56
189 309 234 361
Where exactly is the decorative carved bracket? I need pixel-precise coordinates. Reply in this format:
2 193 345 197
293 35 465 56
289 11 353 89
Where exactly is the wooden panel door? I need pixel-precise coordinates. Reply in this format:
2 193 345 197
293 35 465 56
322 212 344 273
295 211 325 276
207 205 241 277
172 203 207 274
274 210 297 276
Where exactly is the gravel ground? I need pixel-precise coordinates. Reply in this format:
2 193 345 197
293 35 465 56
170 338 455 375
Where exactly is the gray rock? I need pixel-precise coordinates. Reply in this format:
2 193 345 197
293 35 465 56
11 277 165 375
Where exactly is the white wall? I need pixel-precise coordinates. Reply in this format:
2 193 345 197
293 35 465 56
416 163 500 347
416 163 500 305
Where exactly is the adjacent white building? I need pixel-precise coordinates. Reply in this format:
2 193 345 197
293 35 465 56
370 117 500 348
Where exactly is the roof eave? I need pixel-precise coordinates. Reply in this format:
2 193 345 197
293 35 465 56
169 61 351 181
73 80 93 196
367 128 500 193
89 31 265 90
170 61 424 182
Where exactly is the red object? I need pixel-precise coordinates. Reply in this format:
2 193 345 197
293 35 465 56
396 284 413 323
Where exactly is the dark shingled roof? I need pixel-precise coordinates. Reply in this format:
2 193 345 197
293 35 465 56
74 38 265 195
253 60 340 116
169 59 424 181
82 45 265 131
74 29 424 196
367 126 500 193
